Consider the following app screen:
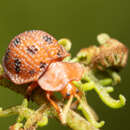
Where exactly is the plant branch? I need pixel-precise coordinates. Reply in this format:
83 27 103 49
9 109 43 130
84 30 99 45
0 65 98 130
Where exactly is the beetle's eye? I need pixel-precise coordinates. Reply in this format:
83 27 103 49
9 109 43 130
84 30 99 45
66 92 70 97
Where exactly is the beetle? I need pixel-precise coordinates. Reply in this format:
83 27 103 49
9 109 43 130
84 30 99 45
1 30 84 116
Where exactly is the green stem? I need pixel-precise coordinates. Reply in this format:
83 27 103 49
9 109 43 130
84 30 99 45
24 104 48 129
67 110 99 130
76 95 105 128
107 70 121 85
94 84 126 108
0 106 33 118
99 78 112 86
85 71 126 109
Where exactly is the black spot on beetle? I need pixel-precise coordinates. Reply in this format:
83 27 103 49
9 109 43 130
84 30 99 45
40 62 47 69
14 58 21 73
4 49 10 62
14 38 20 46
66 93 70 97
43 35 52 44
27 45 38 55
29 69 35 75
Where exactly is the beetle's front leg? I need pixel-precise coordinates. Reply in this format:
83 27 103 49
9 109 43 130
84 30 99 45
46 92 63 119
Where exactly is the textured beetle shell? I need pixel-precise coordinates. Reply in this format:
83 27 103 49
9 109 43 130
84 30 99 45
3 30 69 84
38 62 84 91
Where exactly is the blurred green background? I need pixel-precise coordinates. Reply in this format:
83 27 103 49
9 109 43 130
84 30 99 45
0 0 129 130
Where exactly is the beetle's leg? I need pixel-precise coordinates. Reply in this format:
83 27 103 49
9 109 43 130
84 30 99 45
26 82 38 99
46 92 62 116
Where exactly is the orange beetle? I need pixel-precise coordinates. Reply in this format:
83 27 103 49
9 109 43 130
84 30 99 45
1 30 84 115
3 30 68 84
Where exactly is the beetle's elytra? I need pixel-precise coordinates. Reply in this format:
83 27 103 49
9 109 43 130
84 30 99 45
3 30 69 84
